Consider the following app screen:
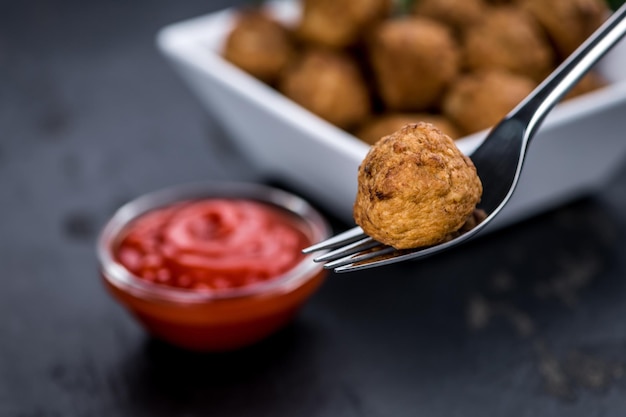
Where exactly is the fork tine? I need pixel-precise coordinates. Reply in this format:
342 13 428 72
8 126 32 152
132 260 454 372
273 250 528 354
323 245 397 270
313 236 379 262
333 252 405 272
302 226 366 253
332 227 481 272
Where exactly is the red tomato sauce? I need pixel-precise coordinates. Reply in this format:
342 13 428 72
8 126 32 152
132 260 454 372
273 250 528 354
114 199 311 290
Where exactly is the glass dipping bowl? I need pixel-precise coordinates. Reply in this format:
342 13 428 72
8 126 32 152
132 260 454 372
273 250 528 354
97 181 331 351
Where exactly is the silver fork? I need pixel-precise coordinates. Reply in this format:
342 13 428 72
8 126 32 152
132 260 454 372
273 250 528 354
303 2 626 273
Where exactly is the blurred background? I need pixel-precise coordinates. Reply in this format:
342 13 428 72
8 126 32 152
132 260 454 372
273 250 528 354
4 1 626 416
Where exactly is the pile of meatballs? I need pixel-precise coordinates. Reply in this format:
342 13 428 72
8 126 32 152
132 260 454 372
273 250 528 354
222 0 610 144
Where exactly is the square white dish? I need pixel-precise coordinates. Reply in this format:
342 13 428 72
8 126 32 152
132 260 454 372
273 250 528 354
156 0 626 230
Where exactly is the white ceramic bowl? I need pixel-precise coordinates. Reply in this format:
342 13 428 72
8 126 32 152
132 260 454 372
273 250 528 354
156 0 626 230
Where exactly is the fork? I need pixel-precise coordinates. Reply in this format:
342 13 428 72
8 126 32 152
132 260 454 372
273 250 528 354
303 2 626 273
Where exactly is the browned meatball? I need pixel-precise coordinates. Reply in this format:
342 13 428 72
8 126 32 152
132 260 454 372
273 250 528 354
354 122 482 249
296 0 392 49
484 0 516 4
521 0 609 58
369 17 461 111
356 113 462 145
222 9 294 84
279 49 371 130
412 0 488 33
463 7 555 81
443 70 536 134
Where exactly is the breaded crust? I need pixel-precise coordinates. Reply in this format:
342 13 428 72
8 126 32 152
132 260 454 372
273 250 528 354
442 70 536 134
521 0 608 58
353 122 482 249
368 17 461 111
279 49 371 129
297 0 392 48
222 9 294 84
412 0 487 32
463 7 555 82
357 113 461 145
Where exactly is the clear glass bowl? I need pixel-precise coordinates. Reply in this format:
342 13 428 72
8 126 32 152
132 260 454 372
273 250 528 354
97 181 331 351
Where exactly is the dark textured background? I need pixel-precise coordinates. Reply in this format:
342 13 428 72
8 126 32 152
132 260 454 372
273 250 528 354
3 1 626 416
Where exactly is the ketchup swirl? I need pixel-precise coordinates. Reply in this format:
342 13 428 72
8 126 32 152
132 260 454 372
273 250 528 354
115 199 310 290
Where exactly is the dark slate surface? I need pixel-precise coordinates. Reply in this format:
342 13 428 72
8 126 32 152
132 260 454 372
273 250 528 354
3 1 626 416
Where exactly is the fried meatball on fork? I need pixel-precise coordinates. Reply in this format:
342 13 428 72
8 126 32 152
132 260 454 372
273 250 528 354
304 2 626 271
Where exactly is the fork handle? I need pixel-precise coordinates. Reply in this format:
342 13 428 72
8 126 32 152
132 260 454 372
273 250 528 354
510 2 626 137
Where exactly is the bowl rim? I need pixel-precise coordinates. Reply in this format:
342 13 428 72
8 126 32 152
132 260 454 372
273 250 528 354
156 0 626 157
97 180 331 304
